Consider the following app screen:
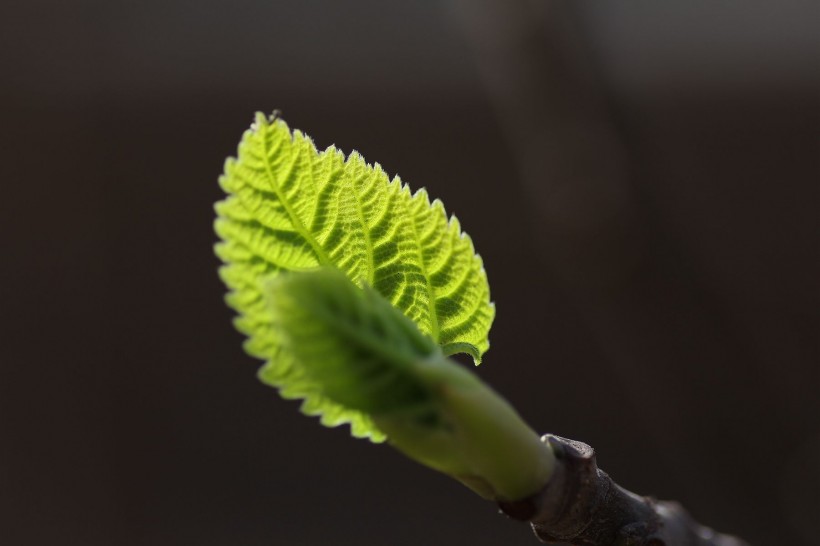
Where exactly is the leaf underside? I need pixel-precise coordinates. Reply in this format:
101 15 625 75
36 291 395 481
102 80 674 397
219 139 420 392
214 112 495 441
266 268 442 418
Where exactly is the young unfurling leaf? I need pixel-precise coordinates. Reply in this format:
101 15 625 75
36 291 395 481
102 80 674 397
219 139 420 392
266 268 441 416
214 113 495 440
267 269 553 501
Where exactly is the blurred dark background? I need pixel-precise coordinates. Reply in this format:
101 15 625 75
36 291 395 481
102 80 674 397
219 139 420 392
1 1 818 545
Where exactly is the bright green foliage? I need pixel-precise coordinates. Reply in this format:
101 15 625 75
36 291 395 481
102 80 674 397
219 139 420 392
214 113 495 441
267 268 441 416
268 269 554 501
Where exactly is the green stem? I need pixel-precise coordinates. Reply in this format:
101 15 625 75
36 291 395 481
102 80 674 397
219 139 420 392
374 354 556 502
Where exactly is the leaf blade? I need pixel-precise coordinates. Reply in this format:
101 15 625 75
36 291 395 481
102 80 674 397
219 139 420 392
215 113 495 440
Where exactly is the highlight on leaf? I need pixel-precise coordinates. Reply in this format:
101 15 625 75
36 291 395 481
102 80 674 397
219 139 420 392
214 112 495 440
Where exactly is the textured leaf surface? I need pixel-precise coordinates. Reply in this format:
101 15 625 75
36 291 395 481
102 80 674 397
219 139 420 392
267 268 441 416
215 113 495 440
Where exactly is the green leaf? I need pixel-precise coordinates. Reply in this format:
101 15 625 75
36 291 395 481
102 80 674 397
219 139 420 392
214 113 495 440
267 268 441 416
267 269 554 501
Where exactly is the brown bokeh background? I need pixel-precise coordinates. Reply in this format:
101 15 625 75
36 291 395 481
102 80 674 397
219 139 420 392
1 2 818 545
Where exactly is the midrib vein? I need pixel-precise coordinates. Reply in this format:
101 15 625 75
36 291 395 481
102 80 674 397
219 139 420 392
259 128 331 267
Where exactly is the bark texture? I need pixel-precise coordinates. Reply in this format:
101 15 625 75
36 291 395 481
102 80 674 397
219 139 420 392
499 435 749 546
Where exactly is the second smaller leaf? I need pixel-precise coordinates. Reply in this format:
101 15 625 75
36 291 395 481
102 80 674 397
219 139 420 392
267 268 440 416
267 269 555 502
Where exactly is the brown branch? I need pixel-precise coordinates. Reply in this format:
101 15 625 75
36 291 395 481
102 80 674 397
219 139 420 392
499 436 749 546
